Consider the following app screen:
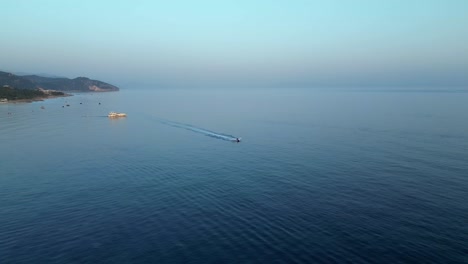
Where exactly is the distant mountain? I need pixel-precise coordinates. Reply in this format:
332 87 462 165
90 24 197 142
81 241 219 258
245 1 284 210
0 71 37 90
15 72 66 78
0 71 119 92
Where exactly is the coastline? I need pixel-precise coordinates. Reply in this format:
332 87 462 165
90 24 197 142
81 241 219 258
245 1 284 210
2 93 72 104
1 90 118 104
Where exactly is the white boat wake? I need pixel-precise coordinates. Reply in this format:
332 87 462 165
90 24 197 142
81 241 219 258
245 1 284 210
159 119 240 142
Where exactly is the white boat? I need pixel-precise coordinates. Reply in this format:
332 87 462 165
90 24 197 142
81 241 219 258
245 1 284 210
108 112 127 118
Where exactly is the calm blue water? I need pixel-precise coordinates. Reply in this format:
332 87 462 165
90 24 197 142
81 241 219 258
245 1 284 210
1 88 467 263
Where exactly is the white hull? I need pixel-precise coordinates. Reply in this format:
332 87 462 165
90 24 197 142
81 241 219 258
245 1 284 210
108 112 127 118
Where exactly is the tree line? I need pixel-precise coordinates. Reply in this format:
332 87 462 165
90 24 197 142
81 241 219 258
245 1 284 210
0 87 63 100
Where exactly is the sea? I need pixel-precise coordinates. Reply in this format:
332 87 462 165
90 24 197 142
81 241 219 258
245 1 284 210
1 88 467 263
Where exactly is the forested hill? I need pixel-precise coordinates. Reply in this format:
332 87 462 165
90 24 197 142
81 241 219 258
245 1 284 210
0 71 119 92
0 71 37 90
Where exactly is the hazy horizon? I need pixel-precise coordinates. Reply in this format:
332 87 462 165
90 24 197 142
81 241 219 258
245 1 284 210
2 0 468 88
2 3 468 261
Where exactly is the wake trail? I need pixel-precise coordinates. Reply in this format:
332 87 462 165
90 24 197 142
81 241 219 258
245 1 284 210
148 115 240 141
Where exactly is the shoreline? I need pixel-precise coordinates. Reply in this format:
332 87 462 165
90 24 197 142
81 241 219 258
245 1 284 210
2 93 72 104
1 90 118 104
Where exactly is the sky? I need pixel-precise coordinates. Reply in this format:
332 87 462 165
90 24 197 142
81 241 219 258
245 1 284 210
1 0 467 88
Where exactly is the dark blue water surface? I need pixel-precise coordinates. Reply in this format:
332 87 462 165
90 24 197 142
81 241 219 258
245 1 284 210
1 88 467 263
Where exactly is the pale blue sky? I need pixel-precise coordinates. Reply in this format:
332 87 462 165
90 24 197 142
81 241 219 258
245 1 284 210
1 0 467 87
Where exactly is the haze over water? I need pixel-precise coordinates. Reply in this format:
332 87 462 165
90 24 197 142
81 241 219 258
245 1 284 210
2 0 468 263
2 1 468 87
1 88 467 263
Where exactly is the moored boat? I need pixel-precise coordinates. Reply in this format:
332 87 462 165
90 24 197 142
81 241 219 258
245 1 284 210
108 112 127 118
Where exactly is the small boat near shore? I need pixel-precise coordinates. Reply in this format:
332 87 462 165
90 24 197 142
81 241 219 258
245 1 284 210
108 112 127 118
